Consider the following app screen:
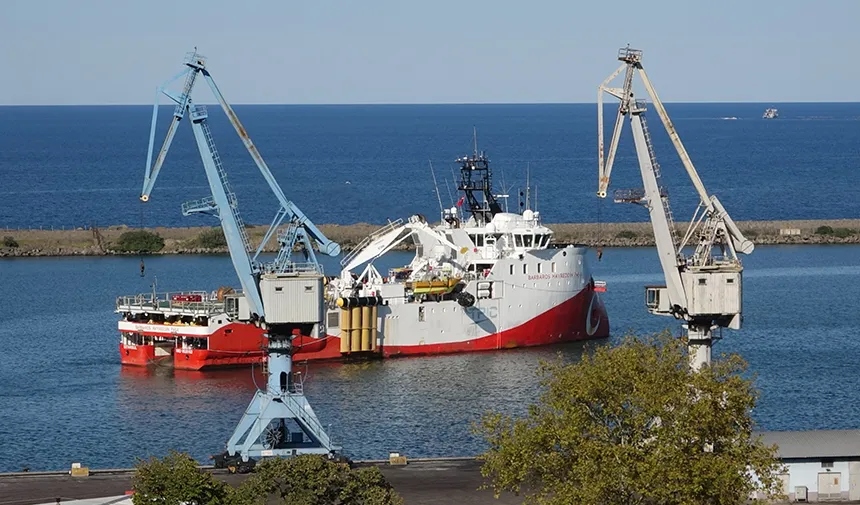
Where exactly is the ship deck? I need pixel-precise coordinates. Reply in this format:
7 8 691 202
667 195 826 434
115 291 227 317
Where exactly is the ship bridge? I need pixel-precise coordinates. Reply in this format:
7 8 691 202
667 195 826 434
458 209 555 260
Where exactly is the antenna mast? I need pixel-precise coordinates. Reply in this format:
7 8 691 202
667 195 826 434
526 163 531 211
428 160 444 221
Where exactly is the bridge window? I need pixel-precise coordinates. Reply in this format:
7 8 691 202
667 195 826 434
515 235 523 247
523 235 533 247
475 234 484 247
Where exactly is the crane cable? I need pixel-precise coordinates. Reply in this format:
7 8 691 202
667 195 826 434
596 198 604 261
139 202 146 277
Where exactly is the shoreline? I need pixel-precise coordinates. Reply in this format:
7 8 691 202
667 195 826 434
1 219 859 258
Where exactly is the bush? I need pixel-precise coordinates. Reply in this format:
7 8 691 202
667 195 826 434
3 236 18 248
743 229 759 238
197 227 228 249
237 455 402 505
615 230 637 239
834 228 853 238
132 452 402 505
132 450 232 505
815 225 834 235
113 230 165 253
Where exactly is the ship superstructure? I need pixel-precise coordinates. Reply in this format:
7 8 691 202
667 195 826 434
763 107 779 119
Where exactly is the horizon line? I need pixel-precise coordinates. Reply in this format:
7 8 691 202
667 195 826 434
1 100 858 107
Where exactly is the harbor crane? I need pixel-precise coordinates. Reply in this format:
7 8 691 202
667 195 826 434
597 46 754 370
141 51 341 470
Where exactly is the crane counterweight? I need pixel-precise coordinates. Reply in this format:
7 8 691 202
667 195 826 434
597 46 753 370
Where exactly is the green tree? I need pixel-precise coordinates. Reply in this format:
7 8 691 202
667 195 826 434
132 450 233 505
815 225 834 235
615 230 637 239
475 332 785 505
197 227 228 249
113 230 165 253
236 455 402 505
2 236 18 248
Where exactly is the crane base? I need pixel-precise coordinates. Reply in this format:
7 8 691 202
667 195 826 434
685 323 715 371
223 389 341 463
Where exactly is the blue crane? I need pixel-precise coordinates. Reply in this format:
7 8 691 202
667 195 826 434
141 51 341 320
141 51 342 470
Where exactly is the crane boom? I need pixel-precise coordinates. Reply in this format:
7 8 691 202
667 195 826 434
597 46 753 370
187 103 266 317
628 111 686 308
199 76 341 257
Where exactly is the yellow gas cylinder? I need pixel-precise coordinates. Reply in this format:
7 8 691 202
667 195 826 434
370 304 378 352
360 305 372 351
340 308 351 353
350 306 362 352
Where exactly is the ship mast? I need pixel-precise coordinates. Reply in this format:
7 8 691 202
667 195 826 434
456 131 502 225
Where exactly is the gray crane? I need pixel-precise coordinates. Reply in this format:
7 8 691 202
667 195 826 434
597 46 754 370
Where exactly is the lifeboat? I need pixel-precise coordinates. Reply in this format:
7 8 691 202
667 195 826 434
411 277 461 295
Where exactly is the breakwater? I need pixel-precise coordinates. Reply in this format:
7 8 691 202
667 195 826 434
1 219 859 257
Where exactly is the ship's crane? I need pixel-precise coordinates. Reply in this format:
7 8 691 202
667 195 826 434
597 47 755 370
141 51 341 469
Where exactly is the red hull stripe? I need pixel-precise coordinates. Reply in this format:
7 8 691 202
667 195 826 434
174 351 263 370
120 288 609 366
295 288 610 361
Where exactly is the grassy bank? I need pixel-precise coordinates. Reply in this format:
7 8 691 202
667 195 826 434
1 219 859 258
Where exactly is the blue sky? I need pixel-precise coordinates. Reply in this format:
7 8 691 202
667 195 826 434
1 0 857 105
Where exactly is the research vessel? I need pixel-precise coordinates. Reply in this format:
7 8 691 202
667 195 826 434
115 150 609 368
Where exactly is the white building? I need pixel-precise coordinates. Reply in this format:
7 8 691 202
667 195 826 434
760 429 860 502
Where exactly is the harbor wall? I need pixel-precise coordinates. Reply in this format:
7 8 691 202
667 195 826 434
1 219 859 257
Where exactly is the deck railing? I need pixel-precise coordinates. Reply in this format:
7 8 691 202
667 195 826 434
115 291 235 315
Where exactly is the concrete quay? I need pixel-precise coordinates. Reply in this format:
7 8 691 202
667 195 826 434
0 458 519 505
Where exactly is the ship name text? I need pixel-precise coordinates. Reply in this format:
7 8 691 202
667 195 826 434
527 272 576 281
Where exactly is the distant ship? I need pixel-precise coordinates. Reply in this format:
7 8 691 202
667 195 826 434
762 108 779 119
